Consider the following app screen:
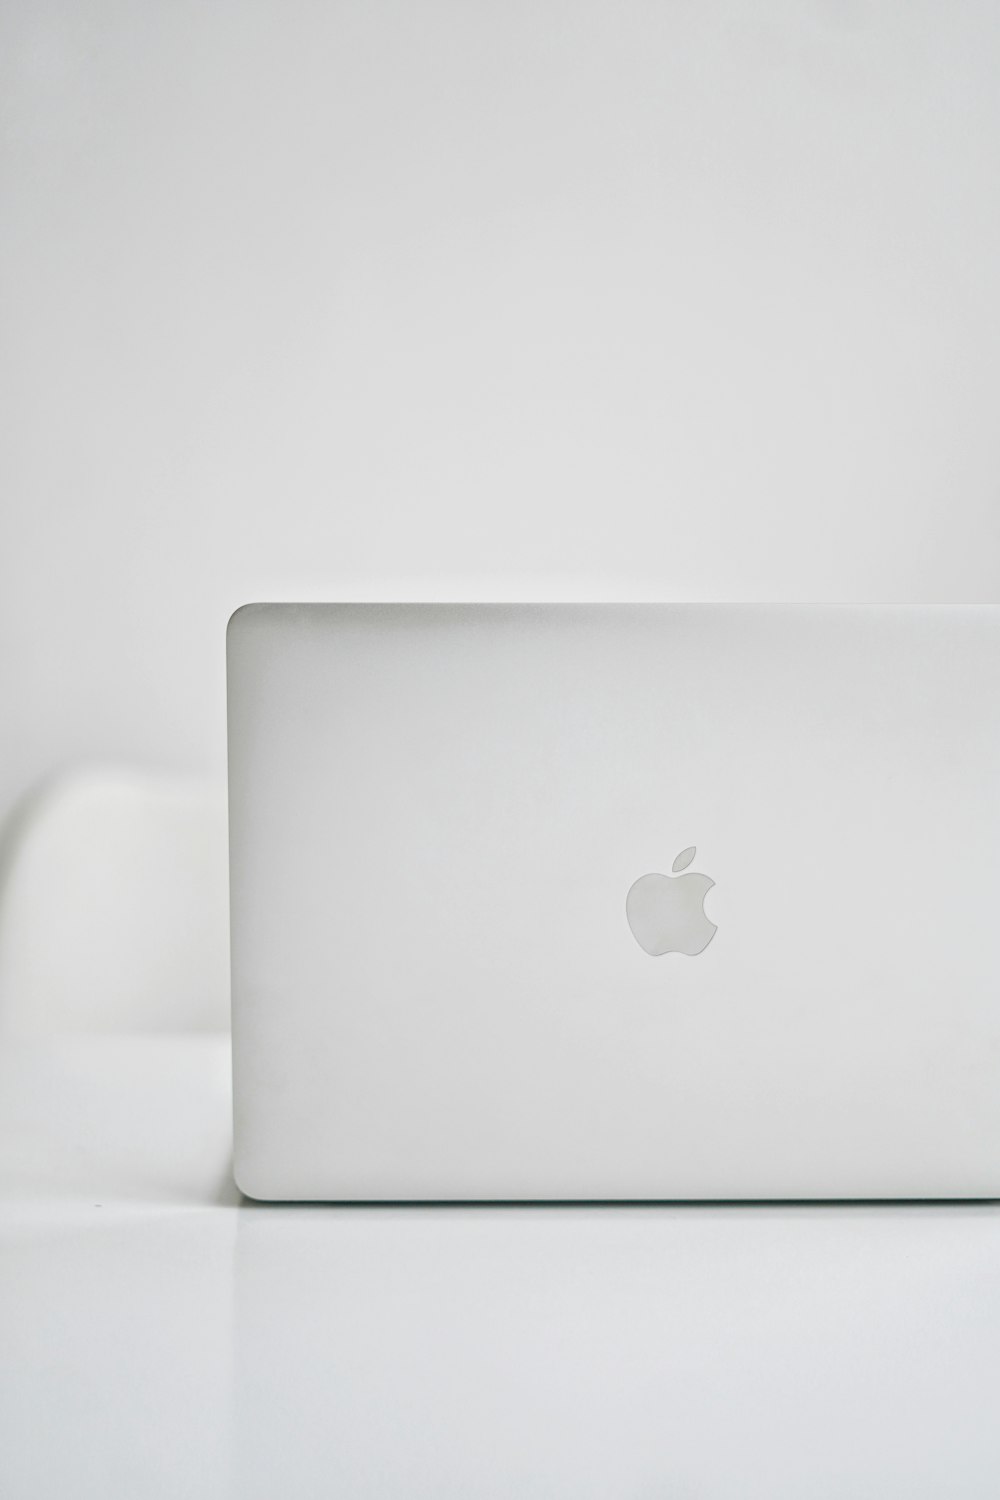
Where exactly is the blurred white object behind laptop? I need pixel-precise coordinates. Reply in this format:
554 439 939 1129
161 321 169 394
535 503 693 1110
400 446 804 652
0 766 229 1033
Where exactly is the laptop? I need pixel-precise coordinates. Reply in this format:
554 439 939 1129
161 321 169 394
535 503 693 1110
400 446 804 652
227 603 1000 1200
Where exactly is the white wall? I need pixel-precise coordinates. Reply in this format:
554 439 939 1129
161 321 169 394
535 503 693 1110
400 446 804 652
3 0 999 818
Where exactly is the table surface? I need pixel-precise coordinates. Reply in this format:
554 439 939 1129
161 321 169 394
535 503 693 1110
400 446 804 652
1 1036 998 1499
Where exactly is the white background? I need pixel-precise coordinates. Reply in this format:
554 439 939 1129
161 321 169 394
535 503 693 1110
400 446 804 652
3 8 1000 1495
3 0 1000 821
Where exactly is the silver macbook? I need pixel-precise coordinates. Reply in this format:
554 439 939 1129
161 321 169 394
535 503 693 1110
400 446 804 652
227 603 1000 1200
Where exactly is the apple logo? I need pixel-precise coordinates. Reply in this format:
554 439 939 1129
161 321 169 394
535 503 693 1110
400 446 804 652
626 846 717 957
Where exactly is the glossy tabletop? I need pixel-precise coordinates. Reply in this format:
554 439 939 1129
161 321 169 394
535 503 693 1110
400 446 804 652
1 1036 999 1497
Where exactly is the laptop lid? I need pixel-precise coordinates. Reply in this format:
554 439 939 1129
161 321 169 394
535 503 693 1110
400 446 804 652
227 603 1000 1199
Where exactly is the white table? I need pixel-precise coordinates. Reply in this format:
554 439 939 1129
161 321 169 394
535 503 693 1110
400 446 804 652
2 1036 998 1498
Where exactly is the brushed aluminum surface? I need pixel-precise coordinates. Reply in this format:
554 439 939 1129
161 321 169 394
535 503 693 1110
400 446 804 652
227 604 1000 1199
